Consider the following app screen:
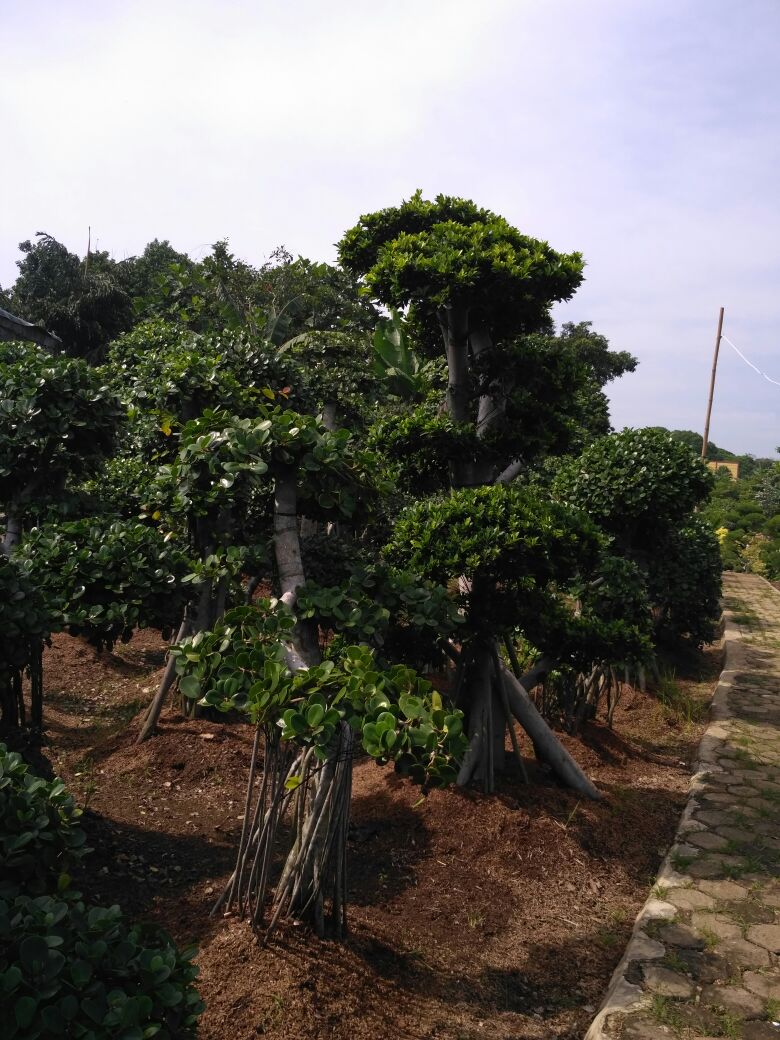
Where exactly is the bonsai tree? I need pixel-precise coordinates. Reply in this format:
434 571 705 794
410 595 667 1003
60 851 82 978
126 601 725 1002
553 427 721 648
338 194 640 794
339 190 585 486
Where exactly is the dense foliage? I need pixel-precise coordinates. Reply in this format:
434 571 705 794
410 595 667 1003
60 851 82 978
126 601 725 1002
19 521 192 651
0 893 203 1040
0 559 49 734
0 744 86 896
553 428 721 647
0 745 203 1039
0 195 733 944
0 345 123 537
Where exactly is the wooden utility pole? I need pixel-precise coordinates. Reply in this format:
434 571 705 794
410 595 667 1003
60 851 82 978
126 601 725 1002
84 226 91 278
701 306 725 459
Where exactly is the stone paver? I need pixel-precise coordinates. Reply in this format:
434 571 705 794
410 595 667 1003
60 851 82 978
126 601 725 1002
586 575 780 1040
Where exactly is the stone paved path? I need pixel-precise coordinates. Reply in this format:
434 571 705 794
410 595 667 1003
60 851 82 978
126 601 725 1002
587 574 780 1040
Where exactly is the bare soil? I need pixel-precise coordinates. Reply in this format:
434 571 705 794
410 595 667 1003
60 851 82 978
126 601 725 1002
29 631 722 1040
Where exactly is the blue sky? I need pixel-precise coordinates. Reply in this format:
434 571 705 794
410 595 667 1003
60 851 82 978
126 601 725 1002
2 0 778 456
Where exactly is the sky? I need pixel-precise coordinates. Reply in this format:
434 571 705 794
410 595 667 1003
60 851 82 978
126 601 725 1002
1 0 778 456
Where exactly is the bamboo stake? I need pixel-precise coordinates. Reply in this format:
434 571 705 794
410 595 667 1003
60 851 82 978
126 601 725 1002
701 306 725 460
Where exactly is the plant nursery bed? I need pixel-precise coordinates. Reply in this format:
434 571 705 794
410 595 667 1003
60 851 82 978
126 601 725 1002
33 629 722 1040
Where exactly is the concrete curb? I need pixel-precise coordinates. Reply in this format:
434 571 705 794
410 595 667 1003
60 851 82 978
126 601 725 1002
583 617 742 1040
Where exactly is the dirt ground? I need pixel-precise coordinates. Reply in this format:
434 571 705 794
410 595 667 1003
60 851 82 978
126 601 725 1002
28 630 722 1040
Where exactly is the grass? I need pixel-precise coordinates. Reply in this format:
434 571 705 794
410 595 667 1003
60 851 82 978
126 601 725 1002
698 925 720 951
766 998 780 1023
670 852 696 871
656 668 708 726
73 754 99 810
650 994 684 1030
662 950 690 974
717 1011 741 1039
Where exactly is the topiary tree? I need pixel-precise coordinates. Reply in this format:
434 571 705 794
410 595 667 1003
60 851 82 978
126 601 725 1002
339 191 585 486
171 607 466 938
553 427 721 649
385 484 652 791
338 194 641 794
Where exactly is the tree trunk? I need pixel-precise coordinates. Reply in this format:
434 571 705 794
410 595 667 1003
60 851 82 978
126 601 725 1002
274 468 319 668
1 511 23 555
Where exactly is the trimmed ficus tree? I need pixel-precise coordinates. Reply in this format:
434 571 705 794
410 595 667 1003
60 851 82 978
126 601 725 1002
552 427 721 648
171 607 466 938
339 194 625 795
386 484 652 791
136 402 378 741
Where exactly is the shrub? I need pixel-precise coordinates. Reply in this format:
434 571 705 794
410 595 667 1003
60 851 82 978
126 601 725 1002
0 744 87 898
647 519 723 647
19 520 192 651
0 892 203 1040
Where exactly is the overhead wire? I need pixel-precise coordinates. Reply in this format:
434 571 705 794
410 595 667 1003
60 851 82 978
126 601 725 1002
721 334 780 388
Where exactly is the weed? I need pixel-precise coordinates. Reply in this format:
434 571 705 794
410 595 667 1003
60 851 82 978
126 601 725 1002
670 852 695 871
717 1011 741 1039
73 755 99 811
656 669 706 726
595 926 619 949
650 995 684 1029
651 883 670 900
259 994 285 1032
662 950 689 974
466 911 484 929
698 926 719 950
766 997 780 1022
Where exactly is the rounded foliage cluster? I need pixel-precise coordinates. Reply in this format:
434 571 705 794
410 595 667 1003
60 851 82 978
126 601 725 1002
339 192 583 338
386 483 603 637
19 520 192 650
552 427 714 540
0 343 123 507
387 482 602 592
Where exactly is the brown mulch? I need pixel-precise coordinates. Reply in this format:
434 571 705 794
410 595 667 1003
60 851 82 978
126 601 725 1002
30 630 722 1040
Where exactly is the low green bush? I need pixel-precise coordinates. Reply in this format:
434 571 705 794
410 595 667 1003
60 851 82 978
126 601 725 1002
0 744 87 897
0 748 204 1037
0 892 203 1040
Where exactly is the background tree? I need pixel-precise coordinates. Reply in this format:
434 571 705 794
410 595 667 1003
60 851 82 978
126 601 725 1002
4 234 134 360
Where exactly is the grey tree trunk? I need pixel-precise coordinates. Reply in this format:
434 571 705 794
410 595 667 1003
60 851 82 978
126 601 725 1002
1 512 22 555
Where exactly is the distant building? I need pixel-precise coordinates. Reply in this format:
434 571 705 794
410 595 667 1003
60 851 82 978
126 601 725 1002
707 460 740 479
